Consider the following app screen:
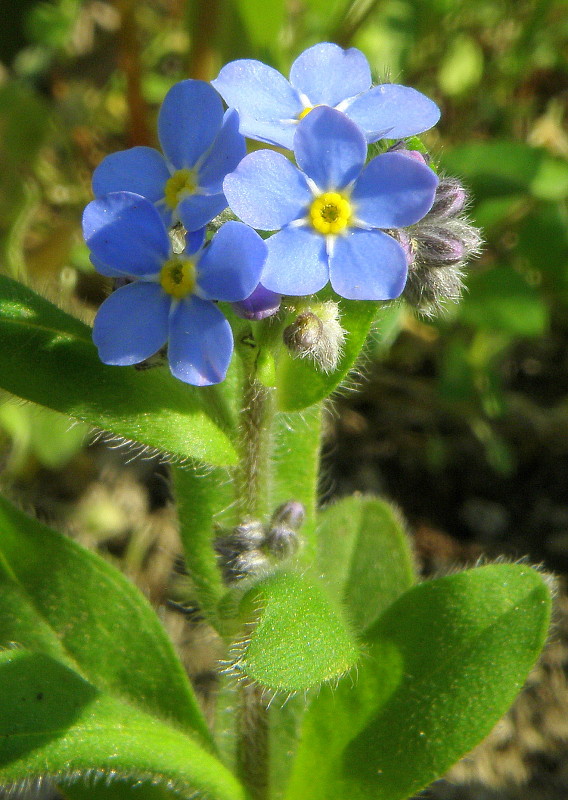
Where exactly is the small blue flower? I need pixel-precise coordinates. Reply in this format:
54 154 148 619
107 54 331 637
83 192 267 386
213 42 440 150
92 80 246 232
223 106 439 301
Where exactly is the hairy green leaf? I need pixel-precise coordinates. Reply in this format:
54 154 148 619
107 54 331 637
286 564 551 800
0 494 212 746
0 275 237 465
317 495 417 632
0 650 245 800
232 570 359 691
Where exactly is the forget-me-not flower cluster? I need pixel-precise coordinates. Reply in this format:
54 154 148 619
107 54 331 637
85 42 442 385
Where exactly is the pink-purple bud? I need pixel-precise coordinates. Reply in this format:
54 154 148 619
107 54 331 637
428 177 468 220
232 283 281 320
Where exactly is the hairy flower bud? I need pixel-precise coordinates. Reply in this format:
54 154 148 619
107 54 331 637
428 177 468 220
270 500 305 531
265 525 300 559
283 301 345 373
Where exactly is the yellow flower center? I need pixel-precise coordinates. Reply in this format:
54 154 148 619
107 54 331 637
297 103 324 120
309 192 352 235
164 169 198 209
159 257 196 299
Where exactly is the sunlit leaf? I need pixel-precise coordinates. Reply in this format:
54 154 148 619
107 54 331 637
285 564 551 800
0 275 237 465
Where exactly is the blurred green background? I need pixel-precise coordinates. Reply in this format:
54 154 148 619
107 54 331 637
0 0 567 570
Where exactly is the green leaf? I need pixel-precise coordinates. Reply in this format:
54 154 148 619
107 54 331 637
0 650 245 800
0 494 212 747
317 496 417 632
440 141 543 199
459 264 548 336
276 299 378 411
234 0 285 52
0 275 237 465
285 564 551 800
172 464 231 627
232 570 359 692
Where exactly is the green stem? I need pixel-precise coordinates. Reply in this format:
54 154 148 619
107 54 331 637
234 361 275 800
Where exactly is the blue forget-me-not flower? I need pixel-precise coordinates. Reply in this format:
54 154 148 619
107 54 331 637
83 192 266 385
92 80 245 233
223 106 439 300
213 42 440 150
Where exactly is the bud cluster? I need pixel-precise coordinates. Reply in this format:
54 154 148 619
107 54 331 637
389 146 482 315
214 501 305 584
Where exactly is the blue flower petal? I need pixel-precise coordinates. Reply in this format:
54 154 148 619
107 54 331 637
261 226 329 296
197 221 266 302
90 254 126 278
294 107 366 191
186 227 206 255
92 147 170 201
289 43 371 107
224 150 311 230
93 281 170 365
351 152 438 228
232 283 281 320
197 109 246 193
345 84 441 143
177 192 228 232
212 60 301 148
83 192 170 277
158 80 223 170
330 229 407 300
168 296 233 386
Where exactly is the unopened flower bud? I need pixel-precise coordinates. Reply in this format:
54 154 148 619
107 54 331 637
223 550 271 583
232 283 281 320
388 141 430 166
283 301 345 373
428 177 468 220
403 263 465 314
270 500 305 531
265 524 299 559
417 225 467 265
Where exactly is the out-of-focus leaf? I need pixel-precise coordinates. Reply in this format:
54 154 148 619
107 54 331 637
234 0 285 52
0 650 245 800
285 564 551 800
440 142 543 199
0 494 212 746
531 155 568 201
232 570 359 691
317 495 416 632
458 264 548 336
0 275 238 465
437 34 484 96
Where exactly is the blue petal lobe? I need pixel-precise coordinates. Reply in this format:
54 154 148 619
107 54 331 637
93 281 170 365
224 150 311 230
289 43 371 107
352 152 438 228
197 109 246 192
90 254 126 278
178 193 228 232
186 227 206 255
294 106 366 191
261 226 329 296
330 229 408 300
158 80 223 170
168 297 233 386
92 147 170 201
212 60 301 148
345 84 441 142
83 192 170 277
197 221 266 301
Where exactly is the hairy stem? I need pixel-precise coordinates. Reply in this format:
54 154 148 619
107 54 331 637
233 356 276 799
